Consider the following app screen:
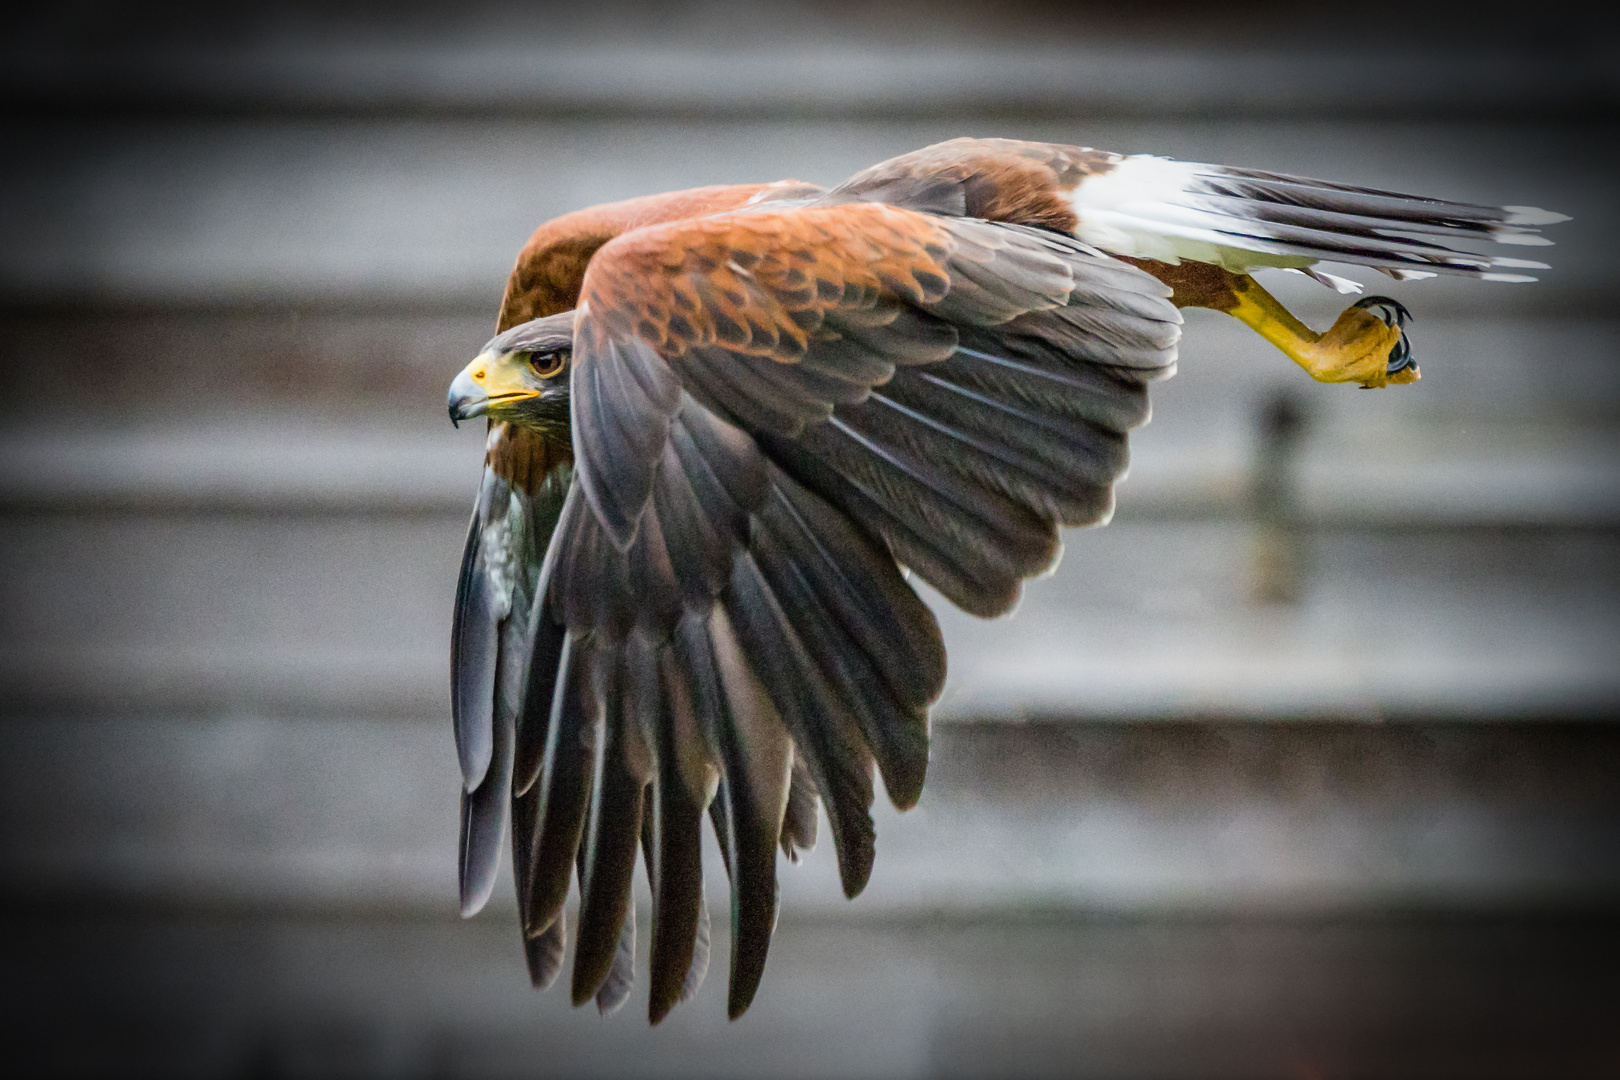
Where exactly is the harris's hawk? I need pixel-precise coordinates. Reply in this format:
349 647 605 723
443 138 1565 1022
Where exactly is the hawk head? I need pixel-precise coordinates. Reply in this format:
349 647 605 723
447 311 575 432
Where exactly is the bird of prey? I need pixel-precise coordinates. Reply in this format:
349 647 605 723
444 138 1565 1023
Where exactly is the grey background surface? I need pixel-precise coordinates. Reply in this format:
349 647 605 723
2 2 1617 1076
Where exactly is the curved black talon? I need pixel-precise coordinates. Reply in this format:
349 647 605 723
1352 294 1413 329
1385 331 1415 374
1352 295 1416 374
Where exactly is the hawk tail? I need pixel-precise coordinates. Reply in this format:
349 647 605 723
1071 155 1568 282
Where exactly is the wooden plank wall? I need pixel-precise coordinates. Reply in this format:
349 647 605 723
1 4 1617 1074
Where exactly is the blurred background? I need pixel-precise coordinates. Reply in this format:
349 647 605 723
2 1 1618 1075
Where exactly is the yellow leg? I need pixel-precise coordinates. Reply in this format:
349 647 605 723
1225 276 1420 389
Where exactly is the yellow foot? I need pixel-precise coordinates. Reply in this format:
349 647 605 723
1225 277 1421 390
1301 297 1420 389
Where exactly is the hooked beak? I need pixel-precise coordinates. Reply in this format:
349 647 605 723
447 351 538 428
446 366 482 428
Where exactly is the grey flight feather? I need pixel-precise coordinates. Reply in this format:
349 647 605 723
453 460 573 919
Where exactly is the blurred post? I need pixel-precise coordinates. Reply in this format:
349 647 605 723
1250 387 1308 604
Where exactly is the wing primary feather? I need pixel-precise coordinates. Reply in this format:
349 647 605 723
519 632 597 937
725 552 876 899
781 752 820 859
571 646 649 1006
681 608 793 1017
510 463 577 798
749 487 930 809
719 765 780 1019
684 883 712 1004
458 689 513 918
767 476 945 709
524 915 566 991
594 894 637 1015
645 643 710 1024
708 783 735 877
463 519 528 920
512 610 568 798
673 397 771 512
451 507 497 790
512 780 538 929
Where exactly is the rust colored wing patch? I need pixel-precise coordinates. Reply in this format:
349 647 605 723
580 202 957 364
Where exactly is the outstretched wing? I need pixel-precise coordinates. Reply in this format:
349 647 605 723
521 201 1180 1021
455 188 834 1020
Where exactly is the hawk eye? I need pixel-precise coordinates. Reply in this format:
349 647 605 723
526 350 568 380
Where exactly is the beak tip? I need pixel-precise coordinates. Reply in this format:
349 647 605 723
448 365 489 428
